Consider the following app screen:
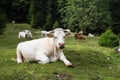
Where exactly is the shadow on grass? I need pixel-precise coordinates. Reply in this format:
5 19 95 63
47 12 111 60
65 48 111 67
64 48 120 80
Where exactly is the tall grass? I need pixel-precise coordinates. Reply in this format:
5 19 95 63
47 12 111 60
0 24 119 80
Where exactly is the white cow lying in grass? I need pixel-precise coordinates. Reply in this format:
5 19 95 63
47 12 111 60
41 30 49 37
16 28 72 67
88 33 94 37
18 30 32 38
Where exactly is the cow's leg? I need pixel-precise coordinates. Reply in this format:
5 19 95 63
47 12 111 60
16 49 23 64
59 52 73 67
36 51 49 64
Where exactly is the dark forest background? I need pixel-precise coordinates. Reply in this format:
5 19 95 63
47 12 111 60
0 0 120 34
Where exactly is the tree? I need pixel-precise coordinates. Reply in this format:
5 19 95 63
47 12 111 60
59 0 111 34
11 0 30 23
53 21 59 29
109 0 120 34
29 0 46 28
44 13 53 31
0 11 7 34
0 0 8 34
0 0 30 23
44 0 59 30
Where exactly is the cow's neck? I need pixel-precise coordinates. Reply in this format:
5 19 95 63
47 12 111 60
53 42 63 61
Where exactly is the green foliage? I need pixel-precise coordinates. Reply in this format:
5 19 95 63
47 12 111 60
43 0 59 30
0 0 119 35
8 0 30 22
99 29 119 47
30 0 46 28
29 0 59 29
44 13 53 31
59 0 111 33
53 21 59 29
109 0 120 34
0 11 7 34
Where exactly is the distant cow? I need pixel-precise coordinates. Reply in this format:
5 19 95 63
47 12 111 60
24 30 32 38
74 33 85 39
41 30 49 37
16 28 72 67
88 33 94 37
115 48 120 53
18 30 32 38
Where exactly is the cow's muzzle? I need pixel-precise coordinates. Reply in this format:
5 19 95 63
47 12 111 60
59 43 65 49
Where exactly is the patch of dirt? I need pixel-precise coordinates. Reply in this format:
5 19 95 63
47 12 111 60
46 72 73 80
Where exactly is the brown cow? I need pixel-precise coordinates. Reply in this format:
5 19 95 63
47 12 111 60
74 33 85 39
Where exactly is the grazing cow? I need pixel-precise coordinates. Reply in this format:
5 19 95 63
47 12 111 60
74 33 85 39
18 30 32 38
41 30 49 37
16 28 72 67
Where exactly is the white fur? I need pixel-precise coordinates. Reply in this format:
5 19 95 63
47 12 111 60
24 30 32 38
88 33 94 37
18 30 32 38
18 31 26 38
16 28 72 66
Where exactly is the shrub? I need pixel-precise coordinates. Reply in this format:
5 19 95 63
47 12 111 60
99 29 119 47
0 11 7 34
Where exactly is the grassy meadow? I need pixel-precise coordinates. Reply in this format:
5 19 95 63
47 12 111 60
0 24 120 80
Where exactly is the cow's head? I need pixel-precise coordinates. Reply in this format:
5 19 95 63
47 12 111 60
24 30 30 34
47 28 71 49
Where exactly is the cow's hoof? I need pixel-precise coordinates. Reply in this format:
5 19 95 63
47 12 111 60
66 64 73 67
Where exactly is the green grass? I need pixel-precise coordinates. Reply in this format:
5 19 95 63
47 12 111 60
0 24 120 80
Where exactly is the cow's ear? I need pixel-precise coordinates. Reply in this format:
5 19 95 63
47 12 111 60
47 31 54 37
64 29 71 36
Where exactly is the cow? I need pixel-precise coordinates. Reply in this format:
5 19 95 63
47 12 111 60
18 31 26 38
115 47 120 53
74 33 85 39
41 30 49 37
18 30 32 38
24 30 32 38
16 28 73 67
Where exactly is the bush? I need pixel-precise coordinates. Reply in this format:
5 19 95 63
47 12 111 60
99 29 119 47
0 12 7 34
